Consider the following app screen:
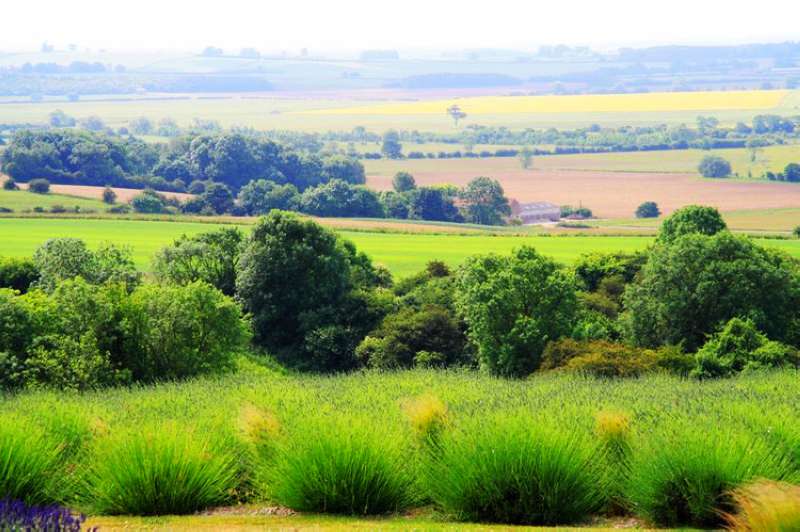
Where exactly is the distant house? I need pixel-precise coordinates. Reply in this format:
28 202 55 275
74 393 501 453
518 202 560 224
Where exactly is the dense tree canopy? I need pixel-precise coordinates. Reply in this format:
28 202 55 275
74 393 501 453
456 246 578 377
624 232 800 350
657 205 727 243
235 211 387 371
459 177 511 225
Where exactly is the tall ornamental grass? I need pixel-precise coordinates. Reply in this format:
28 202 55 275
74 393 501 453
84 425 237 515
423 413 605 525
264 415 414 515
724 480 800 531
0 418 63 505
625 426 793 528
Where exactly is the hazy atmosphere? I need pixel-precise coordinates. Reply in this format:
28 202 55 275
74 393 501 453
3 0 798 51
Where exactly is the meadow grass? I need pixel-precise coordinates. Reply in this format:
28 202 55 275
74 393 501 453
1 367 799 524
2 217 800 277
0 417 64 505
0 189 107 211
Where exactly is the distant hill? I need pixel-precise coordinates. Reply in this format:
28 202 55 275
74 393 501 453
388 73 522 89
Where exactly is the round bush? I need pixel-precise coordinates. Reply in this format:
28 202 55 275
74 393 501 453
0 417 62 505
423 414 605 525
265 416 414 515
625 428 792 528
27 179 51 194
85 427 237 515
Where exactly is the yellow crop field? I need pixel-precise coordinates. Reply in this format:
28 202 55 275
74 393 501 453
304 89 791 115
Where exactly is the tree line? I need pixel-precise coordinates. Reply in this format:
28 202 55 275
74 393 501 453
2 205 799 391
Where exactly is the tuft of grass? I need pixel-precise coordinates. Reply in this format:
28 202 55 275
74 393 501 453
423 413 605 525
724 480 800 531
264 415 414 515
595 409 632 512
625 427 793 528
84 425 237 515
403 394 449 448
0 417 64 505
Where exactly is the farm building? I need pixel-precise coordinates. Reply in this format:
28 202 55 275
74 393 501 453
518 202 561 224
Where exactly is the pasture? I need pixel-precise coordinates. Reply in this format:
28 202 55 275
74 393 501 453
366 156 800 219
0 188 107 211
1 217 799 277
3 368 799 528
1 88 798 132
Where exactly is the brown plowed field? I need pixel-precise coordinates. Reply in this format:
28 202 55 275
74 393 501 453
367 163 800 218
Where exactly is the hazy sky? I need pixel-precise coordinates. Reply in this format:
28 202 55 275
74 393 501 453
3 0 797 53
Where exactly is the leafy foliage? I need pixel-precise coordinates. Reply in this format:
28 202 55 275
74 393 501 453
657 205 727 243
456 246 577 377
624 232 800 350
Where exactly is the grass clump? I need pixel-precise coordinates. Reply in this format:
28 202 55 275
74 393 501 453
595 409 632 512
84 425 237 515
403 394 449 448
0 417 64 505
724 480 800 531
625 427 792 528
264 415 414 515
423 413 605 525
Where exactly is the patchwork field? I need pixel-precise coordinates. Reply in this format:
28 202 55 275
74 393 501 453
366 157 800 218
1 217 799 277
1 88 798 132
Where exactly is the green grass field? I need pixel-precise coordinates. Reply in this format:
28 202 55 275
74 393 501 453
1 217 799 277
0 189 107 211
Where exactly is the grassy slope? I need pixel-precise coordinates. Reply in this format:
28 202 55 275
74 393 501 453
0 189 107 211
0 217 799 277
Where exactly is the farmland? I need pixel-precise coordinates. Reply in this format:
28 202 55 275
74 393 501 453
1 217 800 277
366 156 800 219
2 88 799 132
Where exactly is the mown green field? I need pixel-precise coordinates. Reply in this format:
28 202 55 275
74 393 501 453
1 217 799 277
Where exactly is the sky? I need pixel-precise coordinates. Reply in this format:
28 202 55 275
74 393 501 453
2 0 797 53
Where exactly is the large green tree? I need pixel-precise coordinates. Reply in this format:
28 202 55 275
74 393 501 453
459 177 511 226
235 211 386 371
657 205 727 243
456 246 578 377
624 232 800 350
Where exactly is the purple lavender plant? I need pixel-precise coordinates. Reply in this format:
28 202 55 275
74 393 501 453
0 499 96 531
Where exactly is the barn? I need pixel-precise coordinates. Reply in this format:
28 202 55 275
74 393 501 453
517 202 561 224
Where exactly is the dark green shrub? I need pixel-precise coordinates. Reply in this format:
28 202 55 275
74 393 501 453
0 257 38 293
27 179 50 194
265 416 414 515
85 426 237 515
130 190 166 213
120 281 249 382
237 211 384 371
541 339 659 377
456 246 578 377
106 204 131 214
635 201 660 218
356 305 466 369
102 186 116 204
424 415 605 525
49 204 66 213
624 232 800 350
2 178 18 191
573 252 645 292
698 155 732 178
656 205 727 243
